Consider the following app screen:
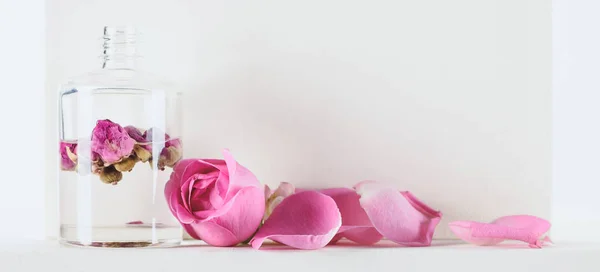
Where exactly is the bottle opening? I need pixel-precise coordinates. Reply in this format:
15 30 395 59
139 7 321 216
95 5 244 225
102 26 141 69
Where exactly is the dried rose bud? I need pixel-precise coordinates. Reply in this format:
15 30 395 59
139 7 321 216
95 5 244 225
143 128 182 170
59 142 77 171
91 119 135 165
159 145 182 169
90 152 104 175
133 145 152 162
114 156 137 172
99 166 122 185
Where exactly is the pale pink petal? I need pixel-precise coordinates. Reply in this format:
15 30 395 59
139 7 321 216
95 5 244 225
491 215 551 234
186 186 265 246
449 221 504 246
354 181 442 246
320 188 383 245
264 184 272 200
272 182 295 198
449 215 551 248
251 191 342 250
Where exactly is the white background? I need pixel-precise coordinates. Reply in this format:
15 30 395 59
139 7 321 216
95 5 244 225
0 0 46 240
1 0 599 243
45 0 552 240
552 0 600 241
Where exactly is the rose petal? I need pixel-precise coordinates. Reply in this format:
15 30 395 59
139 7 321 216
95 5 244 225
328 234 344 245
180 160 222 184
320 188 383 245
191 181 263 222
187 186 265 246
222 149 261 196
340 227 384 245
165 168 196 224
271 182 295 198
448 221 503 246
124 126 146 143
449 215 551 248
492 215 551 232
182 224 201 240
354 181 442 246
185 220 238 246
251 191 342 250
264 182 296 221
264 184 272 200
209 182 225 208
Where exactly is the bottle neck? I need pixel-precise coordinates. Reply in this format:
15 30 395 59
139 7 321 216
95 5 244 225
102 56 138 70
101 26 140 70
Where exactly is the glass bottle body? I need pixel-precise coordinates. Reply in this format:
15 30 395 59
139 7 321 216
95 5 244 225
58 27 182 247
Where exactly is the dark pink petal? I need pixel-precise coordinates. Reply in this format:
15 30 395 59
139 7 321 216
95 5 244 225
190 180 263 222
124 126 146 143
182 224 201 240
340 227 383 245
186 221 238 246
251 191 342 250
91 119 135 164
354 181 442 246
186 186 265 246
449 215 551 248
328 233 344 245
165 165 196 224
320 188 383 245
180 159 222 184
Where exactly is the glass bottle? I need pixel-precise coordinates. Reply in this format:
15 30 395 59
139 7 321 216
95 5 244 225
58 26 183 247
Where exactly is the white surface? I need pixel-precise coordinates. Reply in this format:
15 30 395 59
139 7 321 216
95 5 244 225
552 0 600 242
1 240 599 272
0 0 46 240
46 0 552 239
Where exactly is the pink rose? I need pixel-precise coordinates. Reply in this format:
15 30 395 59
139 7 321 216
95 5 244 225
165 150 265 246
